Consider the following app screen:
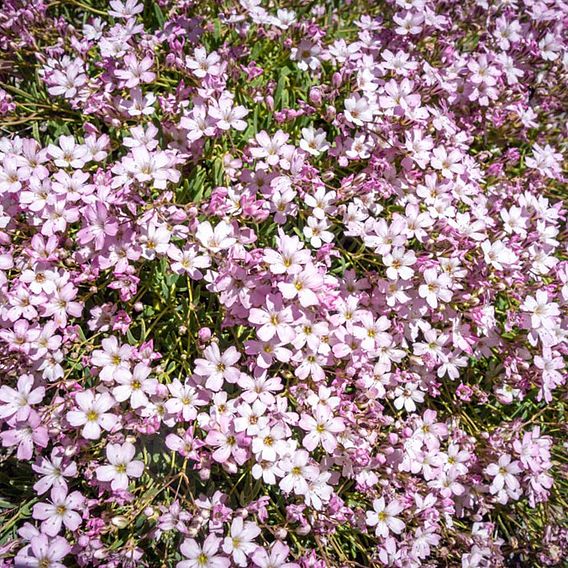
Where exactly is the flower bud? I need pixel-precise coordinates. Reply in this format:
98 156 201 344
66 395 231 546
296 524 311 535
111 516 129 529
198 327 212 342
309 87 322 106
274 528 288 539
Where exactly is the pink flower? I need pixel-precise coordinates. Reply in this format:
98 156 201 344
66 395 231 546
115 54 155 88
76 202 119 250
205 418 247 466
47 62 87 99
42 283 83 327
252 541 299 568
0 412 48 460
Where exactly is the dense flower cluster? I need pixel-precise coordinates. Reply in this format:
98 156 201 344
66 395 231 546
0 0 566 566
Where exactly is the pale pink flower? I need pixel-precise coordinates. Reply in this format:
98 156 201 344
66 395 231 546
393 382 425 412
177 534 229 568
165 379 204 420
253 129 290 161
263 231 310 275
32 449 77 495
383 248 416 280
15 534 71 568
186 47 222 78
32 488 84 536
113 363 157 409
222 517 261 567
96 442 144 491
279 449 319 495
115 54 155 88
278 264 323 307
0 374 44 422
303 216 334 249
209 93 248 131
300 127 329 156
47 136 88 169
299 407 345 453
520 291 560 330
430 146 464 178
252 541 298 568
249 296 295 343
91 336 133 382
66 391 117 440
194 343 241 391
418 268 453 309
481 240 517 270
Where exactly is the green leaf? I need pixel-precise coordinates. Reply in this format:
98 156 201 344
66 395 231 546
152 4 165 26
275 71 290 110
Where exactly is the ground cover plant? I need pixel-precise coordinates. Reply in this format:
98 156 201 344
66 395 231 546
0 0 566 566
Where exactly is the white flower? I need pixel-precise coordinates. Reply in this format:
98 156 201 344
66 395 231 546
393 382 425 412
485 454 521 495
303 216 333 249
196 221 236 252
300 127 329 156
366 497 405 537
96 442 144 491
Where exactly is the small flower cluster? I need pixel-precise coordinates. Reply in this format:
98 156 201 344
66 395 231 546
0 0 566 567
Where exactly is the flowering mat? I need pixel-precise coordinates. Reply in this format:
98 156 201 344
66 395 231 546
0 0 566 566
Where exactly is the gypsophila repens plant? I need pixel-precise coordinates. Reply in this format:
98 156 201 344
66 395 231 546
0 0 566 566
